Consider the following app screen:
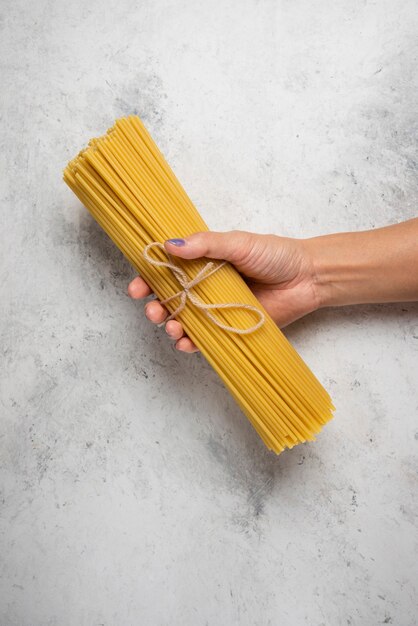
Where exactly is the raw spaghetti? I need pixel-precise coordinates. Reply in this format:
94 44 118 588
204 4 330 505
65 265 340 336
64 115 334 454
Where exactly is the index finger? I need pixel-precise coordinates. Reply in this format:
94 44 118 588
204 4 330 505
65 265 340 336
128 276 153 299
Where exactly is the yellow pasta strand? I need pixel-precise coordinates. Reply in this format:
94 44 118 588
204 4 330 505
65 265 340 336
64 116 335 454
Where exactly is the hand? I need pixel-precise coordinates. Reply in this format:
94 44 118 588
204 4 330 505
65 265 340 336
128 231 321 353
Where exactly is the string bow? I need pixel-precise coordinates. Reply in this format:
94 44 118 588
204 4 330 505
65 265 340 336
143 242 265 335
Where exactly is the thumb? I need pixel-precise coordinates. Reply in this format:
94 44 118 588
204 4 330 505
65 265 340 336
164 231 252 264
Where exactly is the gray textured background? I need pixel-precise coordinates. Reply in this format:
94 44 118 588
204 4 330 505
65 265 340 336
1 1 418 624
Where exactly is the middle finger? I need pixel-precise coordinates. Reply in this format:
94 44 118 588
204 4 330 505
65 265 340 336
144 300 168 324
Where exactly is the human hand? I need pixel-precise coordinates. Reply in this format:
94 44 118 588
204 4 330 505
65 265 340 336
128 230 321 353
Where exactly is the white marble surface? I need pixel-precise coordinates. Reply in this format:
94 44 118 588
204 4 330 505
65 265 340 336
1 1 418 624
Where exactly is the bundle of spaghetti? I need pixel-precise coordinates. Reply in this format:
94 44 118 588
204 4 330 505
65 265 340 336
64 115 334 454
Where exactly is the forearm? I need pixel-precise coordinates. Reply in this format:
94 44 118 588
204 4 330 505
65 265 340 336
305 218 418 308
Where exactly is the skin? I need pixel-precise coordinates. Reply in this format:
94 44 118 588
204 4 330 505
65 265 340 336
128 218 418 353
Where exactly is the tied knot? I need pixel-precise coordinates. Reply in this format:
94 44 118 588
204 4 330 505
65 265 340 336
143 242 265 335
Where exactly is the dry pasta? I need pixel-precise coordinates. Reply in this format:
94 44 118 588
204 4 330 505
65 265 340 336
64 115 334 454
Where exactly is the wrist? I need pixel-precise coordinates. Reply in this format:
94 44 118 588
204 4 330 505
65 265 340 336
303 233 364 309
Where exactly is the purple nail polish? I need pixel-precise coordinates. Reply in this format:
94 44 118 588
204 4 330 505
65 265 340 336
167 238 186 246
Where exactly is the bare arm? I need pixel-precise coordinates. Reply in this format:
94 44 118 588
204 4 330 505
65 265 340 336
307 218 418 308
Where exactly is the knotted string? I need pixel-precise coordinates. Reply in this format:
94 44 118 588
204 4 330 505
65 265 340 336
142 242 265 335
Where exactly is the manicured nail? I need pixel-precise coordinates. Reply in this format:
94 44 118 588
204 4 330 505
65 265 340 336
167 238 186 246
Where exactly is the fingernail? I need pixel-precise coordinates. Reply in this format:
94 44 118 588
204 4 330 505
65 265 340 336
167 238 186 246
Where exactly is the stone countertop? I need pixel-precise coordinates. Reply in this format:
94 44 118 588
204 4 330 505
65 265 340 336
1 1 417 624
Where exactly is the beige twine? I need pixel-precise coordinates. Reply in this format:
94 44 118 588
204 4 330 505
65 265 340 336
143 242 265 335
